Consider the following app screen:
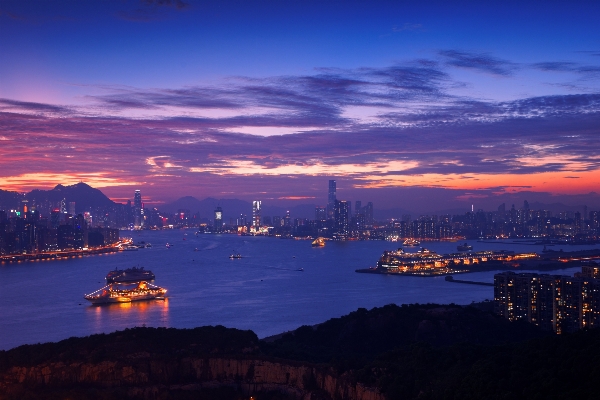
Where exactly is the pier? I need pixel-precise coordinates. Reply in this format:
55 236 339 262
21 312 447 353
444 275 494 286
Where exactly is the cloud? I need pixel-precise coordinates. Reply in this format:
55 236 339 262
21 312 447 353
142 0 189 9
0 99 69 114
118 0 190 21
392 23 424 32
439 49 518 76
532 61 578 72
0 8 25 21
532 61 600 79
2 54 600 209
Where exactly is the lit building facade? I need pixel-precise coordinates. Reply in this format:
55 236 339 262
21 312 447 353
214 207 223 232
252 201 261 227
494 271 600 334
334 200 349 238
134 190 143 228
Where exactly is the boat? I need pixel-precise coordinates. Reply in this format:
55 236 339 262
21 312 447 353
84 281 166 304
122 245 139 251
403 238 420 246
106 267 155 283
457 243 473 251
229 253 242 259
311 237 326 247
144 243 152 248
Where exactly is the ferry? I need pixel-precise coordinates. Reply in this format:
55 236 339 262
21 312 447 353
84 281 166 304
106 267 155 283
311 237 326 247
403 238 420 246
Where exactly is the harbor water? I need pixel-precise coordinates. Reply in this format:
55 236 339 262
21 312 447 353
0 231 591 350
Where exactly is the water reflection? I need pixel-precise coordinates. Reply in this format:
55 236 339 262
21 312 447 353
88 298 170 331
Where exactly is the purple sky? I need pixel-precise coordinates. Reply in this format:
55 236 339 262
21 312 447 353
1 0 600 213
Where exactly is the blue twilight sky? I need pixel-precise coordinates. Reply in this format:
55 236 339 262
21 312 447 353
1 0 600 213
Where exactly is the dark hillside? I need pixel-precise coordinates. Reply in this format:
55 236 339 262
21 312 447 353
261 303 547 366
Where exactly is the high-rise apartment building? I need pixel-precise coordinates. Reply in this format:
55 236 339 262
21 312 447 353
364 202 374 226
334 200 349 237
494 271 600 334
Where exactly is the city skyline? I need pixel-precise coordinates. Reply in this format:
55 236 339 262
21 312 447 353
2 1 600 213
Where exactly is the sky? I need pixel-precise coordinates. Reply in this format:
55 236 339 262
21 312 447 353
1 0 600 213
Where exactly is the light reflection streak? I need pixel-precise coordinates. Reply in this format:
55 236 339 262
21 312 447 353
88 298 170 331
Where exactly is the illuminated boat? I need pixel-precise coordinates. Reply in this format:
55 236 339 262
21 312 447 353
311 237 326 247
229 252 242 259
84 281 166 304
122 245 139 251
402 238 420 246
106 267 155 283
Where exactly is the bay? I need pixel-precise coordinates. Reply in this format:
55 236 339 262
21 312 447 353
0 230 592 350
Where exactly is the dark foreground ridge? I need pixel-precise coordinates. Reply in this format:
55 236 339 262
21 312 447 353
1 303 599 399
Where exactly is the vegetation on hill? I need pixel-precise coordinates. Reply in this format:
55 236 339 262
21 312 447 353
0 325 259 373
261 303 546 368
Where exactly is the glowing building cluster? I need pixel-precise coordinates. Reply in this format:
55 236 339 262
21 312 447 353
494 268 600 334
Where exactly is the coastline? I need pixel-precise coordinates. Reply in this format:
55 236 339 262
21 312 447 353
0 246 119 264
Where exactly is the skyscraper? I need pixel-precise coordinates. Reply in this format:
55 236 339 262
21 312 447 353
252 201 261 227
334 200 349 238
365 202 373 226
134 190 142 228
327 180 336 219
214 206 223 232
355 201 362 216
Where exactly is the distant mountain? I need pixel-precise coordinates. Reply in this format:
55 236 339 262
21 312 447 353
374 207 417 220
161 197 317 220
25 182 115 213
527 201 587 214
161 197 253 220
0 189 23 211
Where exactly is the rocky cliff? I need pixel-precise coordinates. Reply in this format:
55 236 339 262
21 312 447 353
0 356 382 400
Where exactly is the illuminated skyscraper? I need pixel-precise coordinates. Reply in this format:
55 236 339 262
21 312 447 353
134 190 142 228
334 200 349 238
252 200 261 227
214 206 223 232
327 180 336 219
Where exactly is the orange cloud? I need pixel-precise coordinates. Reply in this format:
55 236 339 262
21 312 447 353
0 173 142 192
355 170 600 195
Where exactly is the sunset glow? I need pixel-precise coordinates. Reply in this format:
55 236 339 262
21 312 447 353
1 0 600 212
